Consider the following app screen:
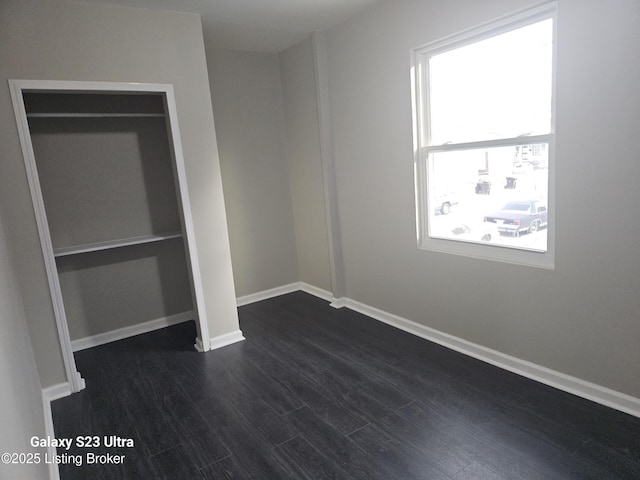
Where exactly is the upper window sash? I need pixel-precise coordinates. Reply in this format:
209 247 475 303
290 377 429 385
413 2 557 149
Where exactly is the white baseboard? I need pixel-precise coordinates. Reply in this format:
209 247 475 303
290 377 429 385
42 382 73 402
299 282 334 302
236 283 301 306
343 297 640 418
236 281 335 306
42 382 73 480
209 330 245 350
239 282 640 418
329 297 347 308
70 311 193 352
194 336 205 353
42 394 60 480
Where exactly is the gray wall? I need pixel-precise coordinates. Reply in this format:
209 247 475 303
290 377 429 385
280 38 333 292
0 0 239 387
0 213 49 480
29 115 182 247
206 48 299 297
57 240 193 340
30 113 192 339
322 0 640 397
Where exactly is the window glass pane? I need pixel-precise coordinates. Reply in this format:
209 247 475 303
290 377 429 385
429 19 553 145
428 144 548 252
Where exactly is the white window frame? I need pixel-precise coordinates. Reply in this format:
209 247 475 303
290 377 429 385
411 2 557 269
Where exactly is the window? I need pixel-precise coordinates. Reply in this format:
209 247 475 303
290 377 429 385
412 3 556 268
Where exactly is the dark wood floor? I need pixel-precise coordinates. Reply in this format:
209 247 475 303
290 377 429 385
52 291 640 479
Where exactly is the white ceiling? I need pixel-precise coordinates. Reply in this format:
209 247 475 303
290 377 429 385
77 0 382 53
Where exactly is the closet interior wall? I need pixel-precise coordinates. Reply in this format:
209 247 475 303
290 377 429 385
24 92 194 342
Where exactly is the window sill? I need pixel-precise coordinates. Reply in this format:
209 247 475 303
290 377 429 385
419 236 555 269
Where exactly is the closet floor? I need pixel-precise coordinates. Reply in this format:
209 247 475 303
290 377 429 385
52 291 640 479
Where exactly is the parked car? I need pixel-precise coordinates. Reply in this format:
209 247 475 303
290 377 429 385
432 191 458 215
484 199 548 236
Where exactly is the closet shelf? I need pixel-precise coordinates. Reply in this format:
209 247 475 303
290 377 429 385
53 231 183 257
27 112 165 118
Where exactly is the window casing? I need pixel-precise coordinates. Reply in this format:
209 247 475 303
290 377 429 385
412 2 556 268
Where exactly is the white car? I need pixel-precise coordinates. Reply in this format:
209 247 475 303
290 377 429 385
450 222 499 242
432 192 459 215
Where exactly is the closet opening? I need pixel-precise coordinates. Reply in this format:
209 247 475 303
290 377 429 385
10 80 211 393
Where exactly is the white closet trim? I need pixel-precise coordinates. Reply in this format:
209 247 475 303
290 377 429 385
9 80 212 395
9 80 84 393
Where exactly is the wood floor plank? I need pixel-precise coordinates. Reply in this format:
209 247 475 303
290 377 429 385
347 424 451 480
573 439 640 480
212 343 306 416
285 406 395 480
453 461 508 480
150 444 202 480
159 391 230 469
360 404 475 478
123 395 182 457
198 455 240 480
310 368 409 423
219 335 370 435
195 392 297 479
272 436 352 480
